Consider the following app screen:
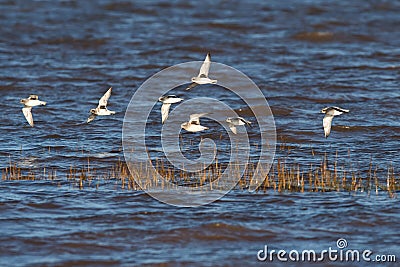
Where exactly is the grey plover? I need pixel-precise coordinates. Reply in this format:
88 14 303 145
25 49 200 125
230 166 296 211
158 95 184 124
186 52 217 90
181 113 209 132
226 117 252 134
321 106 349 138
87 87 116 123
20 95 47 127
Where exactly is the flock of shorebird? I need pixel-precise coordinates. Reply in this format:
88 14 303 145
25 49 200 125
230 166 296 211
20 52 348 138
20 87 116 126
158 52 252 134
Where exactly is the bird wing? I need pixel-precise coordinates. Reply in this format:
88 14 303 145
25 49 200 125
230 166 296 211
323 114 334 138
163 96 183 104
161 103 171 124
197 52 211 78
98 87 112 108
332 106 349 113
229 123 237 134
239 117 252 126
87 114 97 123
189 113 208 125
22 107 34 127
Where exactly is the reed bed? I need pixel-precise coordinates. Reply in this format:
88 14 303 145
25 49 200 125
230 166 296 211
2 152 399 197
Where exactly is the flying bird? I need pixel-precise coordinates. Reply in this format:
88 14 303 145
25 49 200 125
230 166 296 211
186 52 217 90
181 113 209 132
87 87 116 123
226 117 252 134
158 95 184 124
20 95 47 127
321 106 349 138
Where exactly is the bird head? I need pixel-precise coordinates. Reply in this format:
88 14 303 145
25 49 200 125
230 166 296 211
321 107 328 114
181 122 188 129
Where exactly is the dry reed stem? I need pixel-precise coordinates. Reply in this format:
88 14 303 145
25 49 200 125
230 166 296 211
2 150 399 198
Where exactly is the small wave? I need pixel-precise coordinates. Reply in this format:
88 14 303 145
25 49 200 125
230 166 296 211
270 106 292 116
35 36 110 49
335 125 400 133
26 202 63 210
306 6 326 15
137 63 168 70
42 134 63 139
204 22 258 32
352 33 377 42
151 223 277 243
332 64 400 71
292 31 334 42
102 2 155 15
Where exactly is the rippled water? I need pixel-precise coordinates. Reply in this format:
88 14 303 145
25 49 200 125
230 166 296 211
0 0 399 266
1 182 399 266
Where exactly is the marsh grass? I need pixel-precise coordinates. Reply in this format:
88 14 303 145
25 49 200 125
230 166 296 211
259 157 399 198
2 150 399 197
